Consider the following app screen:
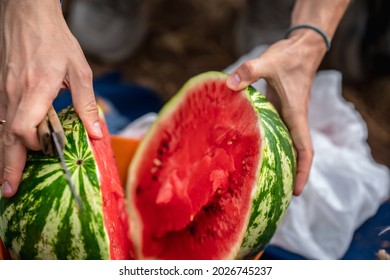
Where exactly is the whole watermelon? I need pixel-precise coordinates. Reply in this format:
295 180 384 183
126 71 296 259
0 106 132 260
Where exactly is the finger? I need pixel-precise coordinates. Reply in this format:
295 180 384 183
282 110 314 196
226 56 266 91
10 90 54 151
294 142 314 196
1 125 27 197
265 84 282 113
266 83 312 195
67 63 102 139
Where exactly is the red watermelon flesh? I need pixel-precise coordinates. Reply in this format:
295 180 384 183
129 79 261 259
91 114 135 260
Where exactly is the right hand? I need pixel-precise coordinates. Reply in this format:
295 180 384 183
226 30 327 196
0 0 102 197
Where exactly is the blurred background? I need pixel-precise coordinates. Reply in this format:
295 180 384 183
62 0 389 178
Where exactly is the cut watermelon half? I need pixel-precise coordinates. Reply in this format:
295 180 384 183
126 71 296 259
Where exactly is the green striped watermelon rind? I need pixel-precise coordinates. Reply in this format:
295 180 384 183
237 85 296 259
127 71 296 259
0 107 110 260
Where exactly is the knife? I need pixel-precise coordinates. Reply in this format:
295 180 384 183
38 106 84 211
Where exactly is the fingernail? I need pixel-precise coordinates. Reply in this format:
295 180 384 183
227 73 241 88
1 181 12 196
93 121 103 138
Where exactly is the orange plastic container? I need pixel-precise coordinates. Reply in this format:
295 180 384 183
110 135 141 187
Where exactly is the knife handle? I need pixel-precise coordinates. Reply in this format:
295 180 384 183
38 106 66 155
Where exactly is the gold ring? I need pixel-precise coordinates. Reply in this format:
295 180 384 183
0 119 6 125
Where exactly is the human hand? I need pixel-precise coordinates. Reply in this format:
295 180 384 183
0 0 102 197
226 31 327 195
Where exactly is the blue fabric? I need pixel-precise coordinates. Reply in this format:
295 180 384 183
53 71 163 134
341 200 390 260
262 200 390 260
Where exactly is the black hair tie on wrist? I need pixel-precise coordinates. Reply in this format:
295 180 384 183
285 24 331 52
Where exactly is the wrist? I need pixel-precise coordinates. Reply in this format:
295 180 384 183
2 0 64 25
286 29 327 69
286 24 331 51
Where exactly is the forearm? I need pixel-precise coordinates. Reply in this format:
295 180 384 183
286 0 351 72
1 0 63 22
292 0 351 40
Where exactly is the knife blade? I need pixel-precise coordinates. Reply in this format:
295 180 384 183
38 106 84 211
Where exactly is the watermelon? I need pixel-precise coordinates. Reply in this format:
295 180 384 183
126 71 296 259
0 106 132 260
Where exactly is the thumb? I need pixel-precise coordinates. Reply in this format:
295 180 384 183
226 57 266 91
68 66 102 140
